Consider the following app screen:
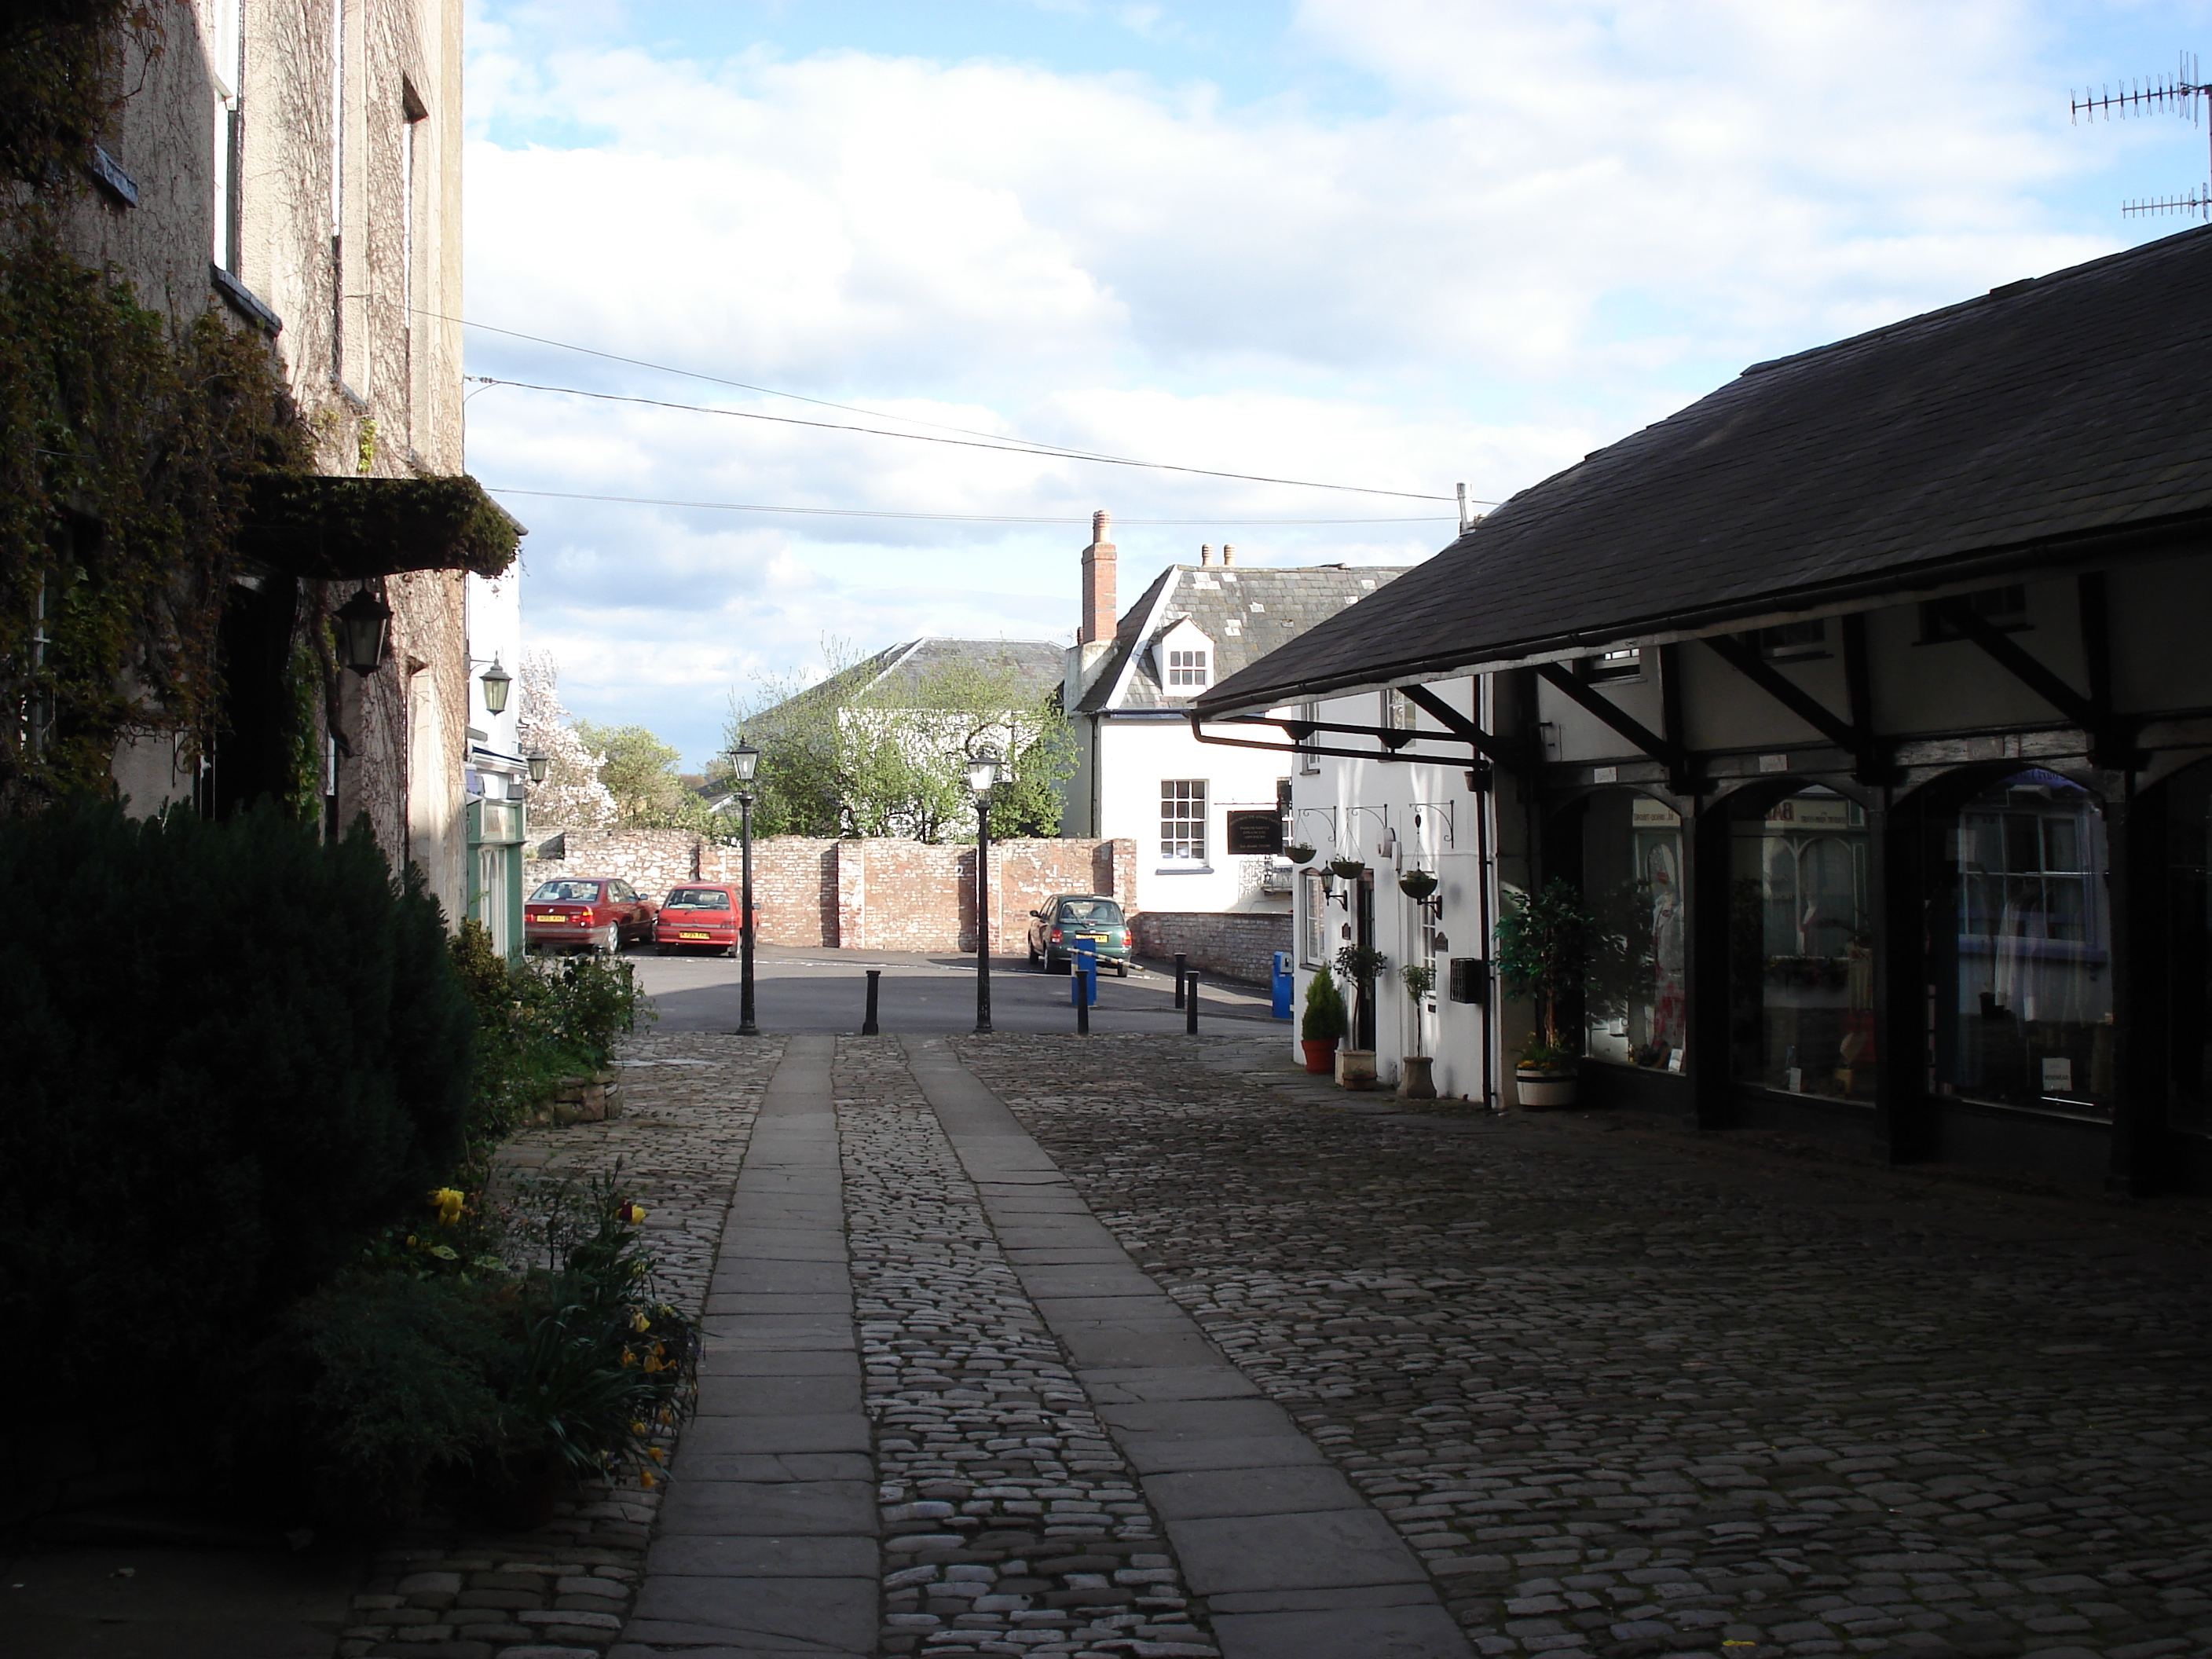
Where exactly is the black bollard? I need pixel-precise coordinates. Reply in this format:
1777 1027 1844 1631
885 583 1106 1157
1173 953 1188 1008
1185 969 1199 1034
1075 978 1090 1035
862 968 881 1036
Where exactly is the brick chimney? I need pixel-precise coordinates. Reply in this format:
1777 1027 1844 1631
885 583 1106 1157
1080 510 1116 644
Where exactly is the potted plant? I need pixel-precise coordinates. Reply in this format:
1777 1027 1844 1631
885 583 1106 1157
1331 942 1388 1089
1299 971 1347 1073
1493 878 1602 1108
1398 868 1438 902
1286 843 1317 865
1397 961 1437 1098
1328 856 1368 881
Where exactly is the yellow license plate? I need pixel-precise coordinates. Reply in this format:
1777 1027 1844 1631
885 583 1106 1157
679 932 709 940
533 915 566 924
1077 933 1105 941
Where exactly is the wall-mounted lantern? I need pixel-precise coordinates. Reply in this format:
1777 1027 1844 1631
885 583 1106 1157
335 586 392 676
479 656 512 716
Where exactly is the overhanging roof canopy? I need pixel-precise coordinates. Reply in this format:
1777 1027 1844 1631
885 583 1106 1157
240 473 525 580
1199 223 2212 717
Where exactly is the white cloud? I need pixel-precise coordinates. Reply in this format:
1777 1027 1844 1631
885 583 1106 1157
461 0 2176 764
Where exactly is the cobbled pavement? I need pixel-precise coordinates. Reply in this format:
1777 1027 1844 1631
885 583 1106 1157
952 1031 2212 1659
836 1035 1218 1657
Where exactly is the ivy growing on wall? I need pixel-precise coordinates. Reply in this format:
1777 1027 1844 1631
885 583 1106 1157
0 231 313 813
0 1 163 196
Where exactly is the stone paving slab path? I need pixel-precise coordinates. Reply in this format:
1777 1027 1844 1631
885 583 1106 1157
615 1033 1473 1659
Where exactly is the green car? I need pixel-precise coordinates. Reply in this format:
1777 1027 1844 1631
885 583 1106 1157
1027 894 1133 976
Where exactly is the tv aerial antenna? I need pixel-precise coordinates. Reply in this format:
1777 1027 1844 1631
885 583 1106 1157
2072 51 2210 219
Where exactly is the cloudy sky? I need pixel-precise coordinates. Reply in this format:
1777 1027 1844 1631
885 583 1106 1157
462 0 2212 767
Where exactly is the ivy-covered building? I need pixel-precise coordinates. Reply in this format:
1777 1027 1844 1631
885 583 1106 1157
2 0 519 930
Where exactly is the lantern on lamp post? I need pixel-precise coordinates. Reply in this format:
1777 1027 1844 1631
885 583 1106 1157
727 737 761 1038
965 749 1004 1034
525 750 548 785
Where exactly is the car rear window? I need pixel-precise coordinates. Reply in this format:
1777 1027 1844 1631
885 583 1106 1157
1057 899 1123 925
530 881 602 903
665 888 733 910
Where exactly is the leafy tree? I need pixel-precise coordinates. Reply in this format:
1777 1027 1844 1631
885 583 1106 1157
572 720 703 830
731 639 1075 843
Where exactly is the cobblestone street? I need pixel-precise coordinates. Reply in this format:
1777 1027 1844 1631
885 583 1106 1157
952 1032 2212 1659
330 1027 2212 1659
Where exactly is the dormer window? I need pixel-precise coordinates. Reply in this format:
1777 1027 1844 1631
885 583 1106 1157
1154 617 1215 696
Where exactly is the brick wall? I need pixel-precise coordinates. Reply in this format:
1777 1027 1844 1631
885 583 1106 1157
1134 911 1291 986
701 839 839 947
526 828 1136 954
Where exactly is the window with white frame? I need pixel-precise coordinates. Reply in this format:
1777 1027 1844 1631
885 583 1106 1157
1167 649 1209 687
1160 779 1207 860
1297 700 1320 773
1301 869 1329 966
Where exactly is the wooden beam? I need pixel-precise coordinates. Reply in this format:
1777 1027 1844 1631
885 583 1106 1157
1701 631 1862 753
1397 681 1530 773
1533 661 1685 771
1934 595 2097 727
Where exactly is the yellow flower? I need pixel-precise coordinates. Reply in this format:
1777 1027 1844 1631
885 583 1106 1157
631 1420 647 1436
629 1310 650 1333
616 1199 647 1225
639 1470 656 1489
643 1354 662 1374
647 1446 664 1463
429 1188 465 1225
620 1348 635 1368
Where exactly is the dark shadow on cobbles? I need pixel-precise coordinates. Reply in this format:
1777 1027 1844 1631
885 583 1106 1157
950 1030 2212 1659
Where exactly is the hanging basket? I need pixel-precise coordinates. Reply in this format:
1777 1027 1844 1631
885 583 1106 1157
1286 844 1317 865
1328 858 1368 881
1398 870 1438 901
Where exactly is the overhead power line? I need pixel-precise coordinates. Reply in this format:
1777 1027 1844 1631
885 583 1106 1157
482 486 1456 526
466 375 1459 503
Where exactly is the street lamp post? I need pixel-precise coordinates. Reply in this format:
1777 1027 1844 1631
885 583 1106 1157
965 749 1004 1033
728 738 760 1038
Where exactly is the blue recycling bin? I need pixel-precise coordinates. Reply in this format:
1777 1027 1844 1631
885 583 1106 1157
1071 940 1099 1005
1271 950 1295 1020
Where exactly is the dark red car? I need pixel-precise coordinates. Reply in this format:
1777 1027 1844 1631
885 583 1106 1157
654 884 762 957
524 877 657 954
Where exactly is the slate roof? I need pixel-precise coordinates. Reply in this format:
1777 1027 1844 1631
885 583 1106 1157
1199 223 2212 717
758 638 1065 722
1079 563 1412 714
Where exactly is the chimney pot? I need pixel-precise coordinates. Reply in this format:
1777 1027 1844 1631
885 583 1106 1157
1221 544 1235 566
1200 544 1213 566
1080 509 1118 645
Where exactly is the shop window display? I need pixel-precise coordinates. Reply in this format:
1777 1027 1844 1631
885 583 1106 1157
1582 791 1686 1069
2170 764 2212 1133
1730 787 1875 1099
1930 769 2111 1118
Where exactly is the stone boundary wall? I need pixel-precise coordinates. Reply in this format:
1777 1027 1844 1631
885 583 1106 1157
1134 910 1291 986
526 830 1137 954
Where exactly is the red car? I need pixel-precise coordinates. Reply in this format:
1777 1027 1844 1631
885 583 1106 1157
654 884 762 957
524 877 658 954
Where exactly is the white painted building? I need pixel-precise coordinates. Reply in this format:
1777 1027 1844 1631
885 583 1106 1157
1060 511 1409 980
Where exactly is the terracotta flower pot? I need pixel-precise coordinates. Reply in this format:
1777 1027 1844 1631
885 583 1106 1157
1301 1039 1335 1074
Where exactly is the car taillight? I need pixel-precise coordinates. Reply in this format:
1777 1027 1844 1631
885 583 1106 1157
1049 929 1062 942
